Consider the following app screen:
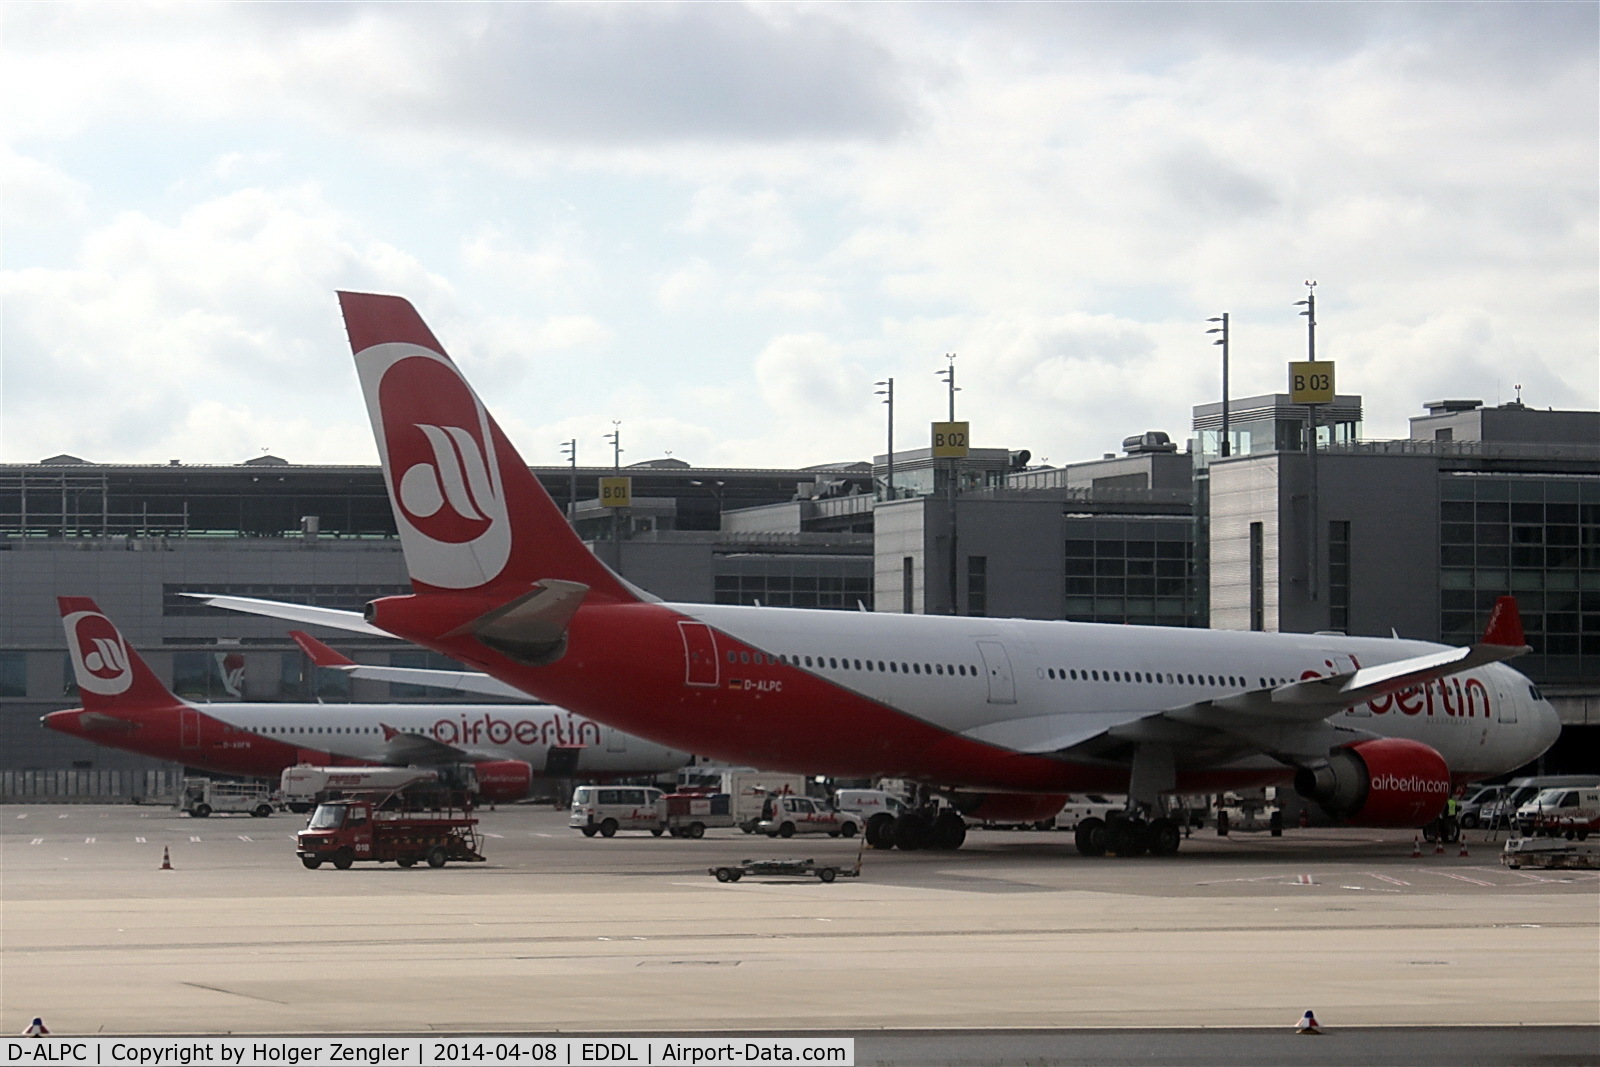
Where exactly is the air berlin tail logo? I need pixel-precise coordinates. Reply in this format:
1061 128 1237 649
366 348 513 589
66 612 133 696
399 424 500 535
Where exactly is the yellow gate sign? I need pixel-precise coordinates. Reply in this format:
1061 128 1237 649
1289 361 1335 405
599 476 632 509
932 421 970 459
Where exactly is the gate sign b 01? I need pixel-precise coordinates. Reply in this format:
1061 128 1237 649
599 476 632 509
1289 361 1335 405
932 421 970 459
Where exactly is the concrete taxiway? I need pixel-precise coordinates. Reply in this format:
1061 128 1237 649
2 805 1595 1041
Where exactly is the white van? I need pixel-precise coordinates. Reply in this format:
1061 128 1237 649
756 795 862 838
570 786 667 837
1480 776 1600 830
1514 788 1600 839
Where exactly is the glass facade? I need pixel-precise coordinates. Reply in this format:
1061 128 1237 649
1439 474 1600 682
389 649 471 699
713 555 872 611
1062 517 1199 627
0 652 26 697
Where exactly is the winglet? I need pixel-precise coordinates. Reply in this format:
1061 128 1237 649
1482 596 1527 648
289 630 356 668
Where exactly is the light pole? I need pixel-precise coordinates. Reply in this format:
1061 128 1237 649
558 438 578 522
689 479 725 531
1294 282 1319 605
874 378 895 501
603 421 623 570
1206 314 1230 457
936 355 960 615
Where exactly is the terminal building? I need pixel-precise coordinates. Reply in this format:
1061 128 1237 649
2 391 1595 797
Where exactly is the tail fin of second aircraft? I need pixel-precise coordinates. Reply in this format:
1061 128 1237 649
338 291 639 604
59 597 185 711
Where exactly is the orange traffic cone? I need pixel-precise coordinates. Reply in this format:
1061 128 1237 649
1295 1010 1322 1035
21 1018 49 1037
160 846 172 870
1410 836 1422 858
1458 839 1470 858
1434 838 1446 855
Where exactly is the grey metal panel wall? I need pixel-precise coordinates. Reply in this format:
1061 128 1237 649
1208 455 1280 631
872 499 929 613
1315 453 1440 639
955 499 1065 620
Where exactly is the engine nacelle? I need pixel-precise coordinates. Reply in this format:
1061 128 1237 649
950 793 1068 824
1294 738 1449 827
473 759 534 802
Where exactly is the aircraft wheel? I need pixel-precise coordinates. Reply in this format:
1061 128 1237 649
892 813 929 851
1148 817 1182 857
839 822 857 838
599 819 618 838
1105 818 1148 857
192 804 211 819
1440 816 1461 844
865 814 896 850
778 822 796 838
332 849 354 870
933 811 967 850
1269 811 1283 837
300 855 322 869
1216 811 1229 836
1074 817 1107 857
426 847 447 868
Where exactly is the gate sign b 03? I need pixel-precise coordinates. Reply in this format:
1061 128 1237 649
932 421 970 458
1289 361 1335 405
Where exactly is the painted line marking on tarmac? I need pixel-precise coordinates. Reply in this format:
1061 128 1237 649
237 836 253 842
15 813 26 819
135 837 146 844
189 836 202 843
56 813 69 819
1366 872 1410 886
534 833 553 838
1434 871 1497 886
29 838 42 845
84 837 95 844
483 833 504 838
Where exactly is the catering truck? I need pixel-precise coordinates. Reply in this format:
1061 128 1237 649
295 796 484 869
279 765 442 812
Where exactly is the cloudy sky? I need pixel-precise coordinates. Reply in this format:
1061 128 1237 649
3 2 1595 472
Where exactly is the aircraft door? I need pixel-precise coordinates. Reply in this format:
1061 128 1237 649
976 641 1016 705
180 706 200 749
1493 671 1517 723
679 621 720 688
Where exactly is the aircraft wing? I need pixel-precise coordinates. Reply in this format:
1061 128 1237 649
181 594 392 637
288 631 531 700
968 597 1531 764
374 723 486 764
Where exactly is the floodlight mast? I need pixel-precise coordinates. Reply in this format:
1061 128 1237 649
1206 315 1230 458
874 378 895 501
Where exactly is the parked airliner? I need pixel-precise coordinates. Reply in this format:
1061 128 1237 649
45 597 691 799
204 292 1563 855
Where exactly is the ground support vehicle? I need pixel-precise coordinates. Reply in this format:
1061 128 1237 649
1502 836 1600 870
178 777 276 818
1513 788 1600 839
296 796 483 869
1457 784 1509 830
756 795 863 838
570 785 667 837
664 793 735 838
280 764 441 813
1052 794 1127 832
709 857 862 883
1479 776 1600 833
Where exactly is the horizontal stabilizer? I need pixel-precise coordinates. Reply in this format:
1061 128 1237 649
450 579 589 666
183 594 391 637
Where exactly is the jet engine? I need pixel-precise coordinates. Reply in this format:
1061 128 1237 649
1294 738 1450 827
472 759 534 802
951 792 1068 824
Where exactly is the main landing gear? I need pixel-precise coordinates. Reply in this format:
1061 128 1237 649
1073 813 1183 857
866 803 968 851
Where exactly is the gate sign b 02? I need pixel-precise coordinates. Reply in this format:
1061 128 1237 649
1289 361 1335 405
932 421 970 458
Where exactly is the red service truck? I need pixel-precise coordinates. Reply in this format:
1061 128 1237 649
296 796 485 870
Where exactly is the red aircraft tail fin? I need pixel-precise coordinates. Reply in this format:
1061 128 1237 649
339 291 639 606
58 597 185 712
